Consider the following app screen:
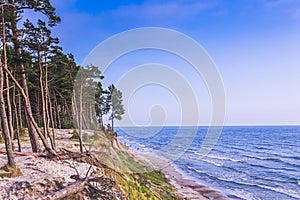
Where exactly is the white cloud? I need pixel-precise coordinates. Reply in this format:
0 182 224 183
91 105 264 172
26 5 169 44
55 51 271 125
264 0 300 7
264 0 300 20
105 1 218 26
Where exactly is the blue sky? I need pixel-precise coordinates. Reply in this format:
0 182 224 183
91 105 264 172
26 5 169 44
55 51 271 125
50 0 300 126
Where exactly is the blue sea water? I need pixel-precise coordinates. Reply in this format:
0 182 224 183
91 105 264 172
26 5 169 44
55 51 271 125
116 126 300 200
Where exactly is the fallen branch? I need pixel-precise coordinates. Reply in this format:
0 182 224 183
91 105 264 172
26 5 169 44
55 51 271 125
41 165 94 200
61 147 78 153
41 179 88 200
0 150 47 157
56 150 128 182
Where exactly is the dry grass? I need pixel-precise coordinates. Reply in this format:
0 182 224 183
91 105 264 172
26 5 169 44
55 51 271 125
0 164 22 178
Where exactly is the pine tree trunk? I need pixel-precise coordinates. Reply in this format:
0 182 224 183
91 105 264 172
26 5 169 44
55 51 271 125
9 9 41 152
89 103 94 128
64 101 72 128
44 52 55 149
79 83 84 153
18 93 23 129
48 90 56 149
4 67 14 144
53 94 59 128
0 59 16 168
57 107 61 128
3 67 57 156
44 73 51 133
99 113 104 129
20 53 41 152
111 115 114 131
38 51 48 139
36 91 41 127
2 10 14 149
13 85 21 152
84 102 88 129
72 91 79 128
82 113 88 130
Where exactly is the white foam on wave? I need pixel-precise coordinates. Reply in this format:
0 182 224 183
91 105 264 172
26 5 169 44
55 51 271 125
256 184 300 199
201 158 223 167
228 188 255 200
207 154 242 163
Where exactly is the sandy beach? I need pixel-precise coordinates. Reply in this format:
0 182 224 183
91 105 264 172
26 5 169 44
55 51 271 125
136 153 229 200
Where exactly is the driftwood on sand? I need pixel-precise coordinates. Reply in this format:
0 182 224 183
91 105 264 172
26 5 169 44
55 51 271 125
0 150 47 157
40 164 116 200
38 150 118 200
41 179 88 200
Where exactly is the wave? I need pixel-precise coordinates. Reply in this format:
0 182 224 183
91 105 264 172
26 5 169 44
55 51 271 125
186 164 300 199
200 158 224 167
246 163 299 176
218 145 249 152
257 157 299 166
186 151 245 164
240 154 300 169
257 184 300 199
218 144 299 160
217 178 300 199
206 154 243 163
241 150 300 161
186 154 298 183
187 165 250 186
261 153 300 162
255 176 300 186
229 180 300 199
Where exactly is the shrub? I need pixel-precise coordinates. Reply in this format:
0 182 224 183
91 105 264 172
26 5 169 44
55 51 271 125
83 132 89 142
70 129 79 139
0 164 22 178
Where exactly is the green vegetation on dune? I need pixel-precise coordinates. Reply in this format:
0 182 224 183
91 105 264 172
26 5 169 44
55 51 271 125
104 165 180 200
77 129 181 200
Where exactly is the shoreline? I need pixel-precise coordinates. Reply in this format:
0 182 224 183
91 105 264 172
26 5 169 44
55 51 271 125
135 152 229 200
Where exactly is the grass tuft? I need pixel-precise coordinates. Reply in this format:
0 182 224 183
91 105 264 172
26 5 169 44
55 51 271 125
0 164 22 178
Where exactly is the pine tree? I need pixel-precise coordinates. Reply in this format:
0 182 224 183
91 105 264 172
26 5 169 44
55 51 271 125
107 84 125 131
48 50 78 129
4 0 60 153
95 82 109 129
22 19 59 149
74 65 103 152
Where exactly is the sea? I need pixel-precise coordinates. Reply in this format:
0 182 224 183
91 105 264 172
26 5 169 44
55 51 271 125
115 126 300 200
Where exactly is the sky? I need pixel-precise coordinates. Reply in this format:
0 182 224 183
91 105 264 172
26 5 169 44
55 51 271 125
48 0 300 126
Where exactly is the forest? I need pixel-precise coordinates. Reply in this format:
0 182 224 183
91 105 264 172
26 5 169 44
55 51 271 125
0 0 124 170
